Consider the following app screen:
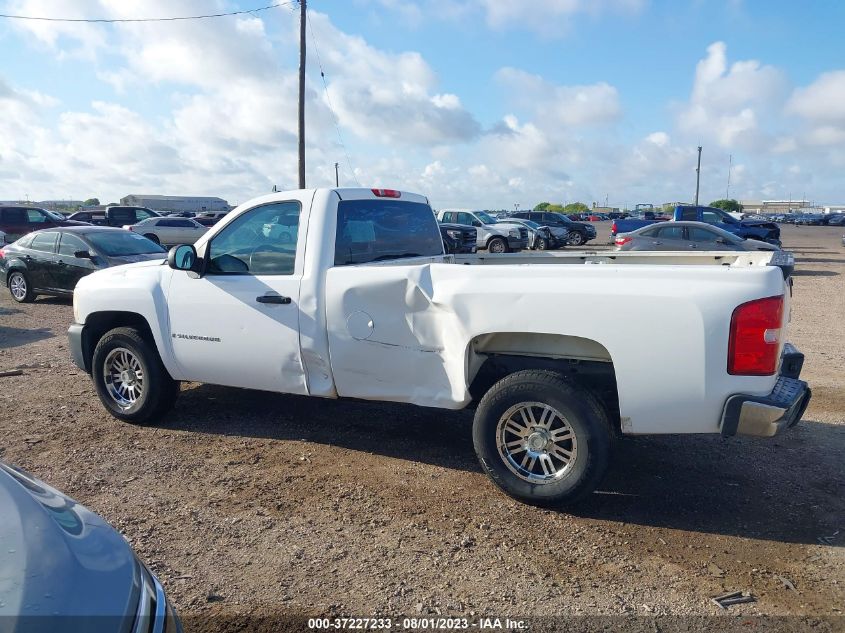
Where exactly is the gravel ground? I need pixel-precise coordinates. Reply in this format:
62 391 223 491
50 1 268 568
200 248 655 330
0 224 843 631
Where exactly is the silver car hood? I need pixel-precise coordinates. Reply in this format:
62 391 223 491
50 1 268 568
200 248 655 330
0 462 138 629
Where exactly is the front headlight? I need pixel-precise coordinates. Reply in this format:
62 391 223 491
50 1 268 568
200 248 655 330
509 229 519 237
446 229 462 239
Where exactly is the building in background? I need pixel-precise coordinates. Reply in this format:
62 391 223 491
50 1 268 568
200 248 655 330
120 194 230 213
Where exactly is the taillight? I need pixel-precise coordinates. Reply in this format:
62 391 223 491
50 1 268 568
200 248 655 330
371 189 401 198
728 295 784 375
611 221 618 234
615 236 632 246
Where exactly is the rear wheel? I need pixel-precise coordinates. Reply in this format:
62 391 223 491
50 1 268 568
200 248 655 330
473 370 612 506
487 237 508 253
144 233 161 245
8 271 35 303
91 327 179 424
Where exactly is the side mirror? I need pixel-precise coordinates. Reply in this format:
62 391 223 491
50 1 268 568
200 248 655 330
472 220 482 227
73 250 92 259
168 244 202 276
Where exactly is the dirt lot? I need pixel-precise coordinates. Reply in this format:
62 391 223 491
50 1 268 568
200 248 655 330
1 224 843 630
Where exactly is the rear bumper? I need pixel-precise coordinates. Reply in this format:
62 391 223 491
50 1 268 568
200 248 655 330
720 344 811 438
68 322 90 373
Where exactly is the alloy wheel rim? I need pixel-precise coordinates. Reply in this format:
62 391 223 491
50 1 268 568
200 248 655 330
103 347 145 409
496 401 578 484
10 274 26 300
490 240 505 253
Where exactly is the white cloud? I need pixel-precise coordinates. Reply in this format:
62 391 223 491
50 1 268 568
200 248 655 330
496 67 621 127
677 42 787 149
307 11 480 146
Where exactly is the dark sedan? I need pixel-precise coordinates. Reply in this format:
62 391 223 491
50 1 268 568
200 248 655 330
1 227 165 303
0 461 182 633
615 221 781 252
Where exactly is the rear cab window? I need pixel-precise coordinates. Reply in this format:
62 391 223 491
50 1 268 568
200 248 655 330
334 199 443 266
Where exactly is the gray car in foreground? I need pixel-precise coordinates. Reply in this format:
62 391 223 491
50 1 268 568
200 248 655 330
0 461 182 633
615 221 781 252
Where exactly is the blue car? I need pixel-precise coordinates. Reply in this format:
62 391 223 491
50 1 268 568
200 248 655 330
0 461 182 633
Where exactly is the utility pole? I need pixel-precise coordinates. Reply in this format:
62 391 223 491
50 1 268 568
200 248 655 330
298 0 307 190
694 146 702 206
334 162 339 187
726 154 732 200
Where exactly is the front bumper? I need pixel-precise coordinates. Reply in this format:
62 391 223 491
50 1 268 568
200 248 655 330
720 344 811 438
68 322 90 373
507 237 528 250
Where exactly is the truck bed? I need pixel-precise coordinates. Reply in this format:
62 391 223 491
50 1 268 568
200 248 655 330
453 249 780 268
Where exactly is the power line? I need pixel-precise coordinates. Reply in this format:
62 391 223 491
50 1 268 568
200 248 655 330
0 2 294 23
306 10 361 186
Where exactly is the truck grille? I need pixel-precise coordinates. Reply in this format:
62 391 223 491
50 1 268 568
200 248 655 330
518 228 528 240
462 230 476 245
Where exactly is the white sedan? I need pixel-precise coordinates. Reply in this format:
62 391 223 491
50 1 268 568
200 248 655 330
124 217 208 247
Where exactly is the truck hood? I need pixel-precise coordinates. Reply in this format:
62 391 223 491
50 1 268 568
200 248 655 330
490 222 524 231
0 462 138 624
739 219 778 229
104 253 167 266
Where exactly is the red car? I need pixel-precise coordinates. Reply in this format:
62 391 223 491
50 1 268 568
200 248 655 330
0 206 88 244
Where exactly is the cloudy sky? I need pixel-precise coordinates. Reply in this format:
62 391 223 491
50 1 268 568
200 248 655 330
1 0 844 209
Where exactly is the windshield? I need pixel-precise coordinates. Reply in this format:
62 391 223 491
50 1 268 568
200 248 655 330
475 211 497 224
87 231 166 256
335 199 443 265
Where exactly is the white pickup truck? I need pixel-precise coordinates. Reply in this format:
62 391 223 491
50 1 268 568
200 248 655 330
68 188 811 506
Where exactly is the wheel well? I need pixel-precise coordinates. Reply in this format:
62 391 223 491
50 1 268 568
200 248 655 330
80 311 156 372
467 334 621 433
486 234 506 246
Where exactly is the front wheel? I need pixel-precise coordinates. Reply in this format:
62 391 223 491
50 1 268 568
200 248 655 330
8 271 35 303
568 232 584 246
536 237 549 250
487 237 508 253
473 370 611 506
91 327 179 424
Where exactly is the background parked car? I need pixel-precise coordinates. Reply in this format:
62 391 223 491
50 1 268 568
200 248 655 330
439 222 477 254
0 461 182 632
194 211 230 226
828 214 845 226
1 227 166 302
615 221 781 252
500 217 558 249
68 206 161 227
0 205 88 243
511 211 596 246
126 216 208 246
437 209 528 252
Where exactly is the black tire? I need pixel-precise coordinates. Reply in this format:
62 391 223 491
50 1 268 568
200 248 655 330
568 232 584 246
472 370 611 507
91 327 179 424
7 270 36 303
536 237 548 251
143 233 161 245
487 237 508 253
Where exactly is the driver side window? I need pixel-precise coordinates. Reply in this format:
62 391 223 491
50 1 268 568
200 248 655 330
207 201 301 275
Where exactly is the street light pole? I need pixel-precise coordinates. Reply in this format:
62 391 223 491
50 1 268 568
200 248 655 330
694 146 702 206
297 0 307 190
334 162 339 187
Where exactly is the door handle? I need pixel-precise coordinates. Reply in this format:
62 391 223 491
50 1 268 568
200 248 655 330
256 294 291 304
653 241 662 245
